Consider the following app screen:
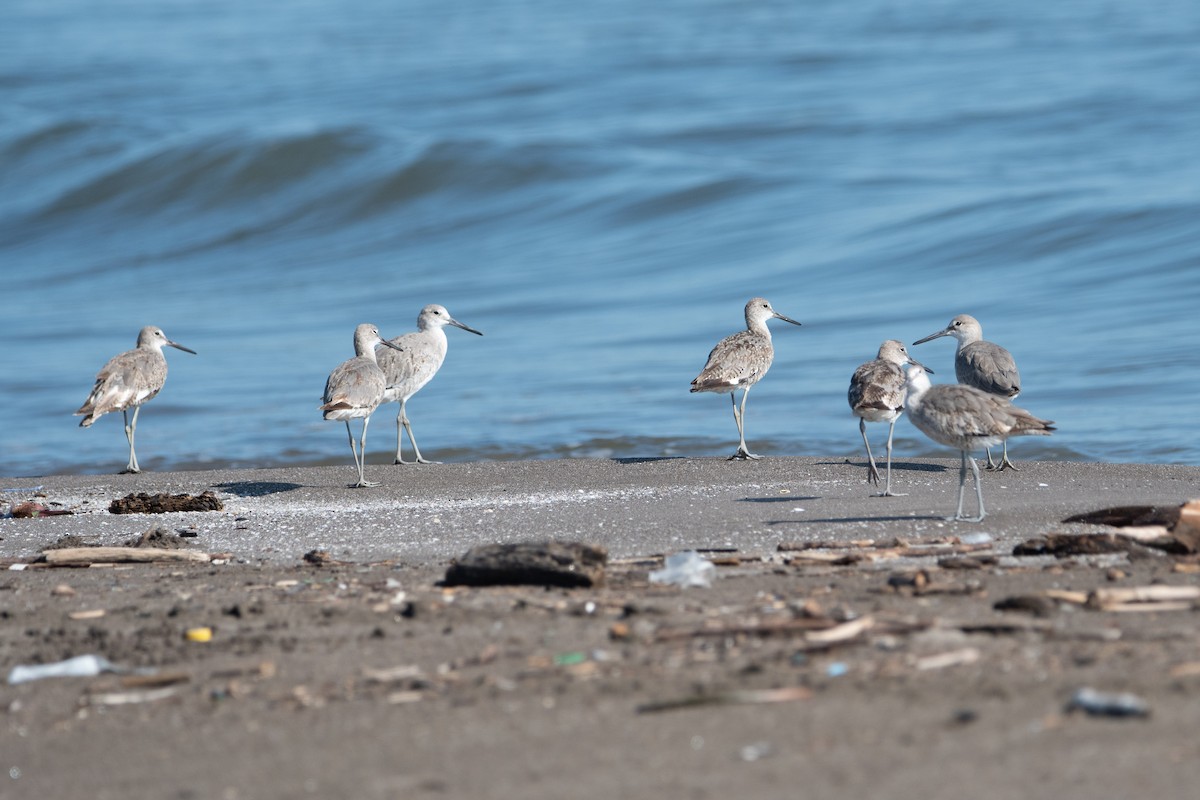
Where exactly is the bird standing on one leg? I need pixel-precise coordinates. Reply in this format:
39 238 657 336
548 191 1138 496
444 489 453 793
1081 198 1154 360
75 326 196 474
321 324 403 488
903 364 1053 522
377 304 483 465
848 340 931 497
912 314 1022 471
690 297 801 460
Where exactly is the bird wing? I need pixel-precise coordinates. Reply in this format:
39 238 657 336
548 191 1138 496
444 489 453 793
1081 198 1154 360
848 360 904 413
378 333 445 396
690 331 772 391
321 358 385 410
76 350 163 414
957 342 1020 398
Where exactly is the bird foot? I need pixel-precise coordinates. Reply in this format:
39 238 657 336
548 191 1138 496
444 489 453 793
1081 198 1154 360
872 491 907 498
119 467 142 475
728 450 763 461
349 480 380 489
986 459 1018 472
866 467 881 486
946 513 986 523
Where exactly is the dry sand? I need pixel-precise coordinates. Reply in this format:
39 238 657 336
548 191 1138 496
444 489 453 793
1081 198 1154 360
2 457 1199 799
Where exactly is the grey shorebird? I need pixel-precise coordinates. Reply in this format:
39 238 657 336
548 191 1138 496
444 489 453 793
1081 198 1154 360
320 324 403 488
75 326 196 474
912 314 1022 470
690 297 801 460
378 304 483 464
903 364 1053 522
848 340 931 497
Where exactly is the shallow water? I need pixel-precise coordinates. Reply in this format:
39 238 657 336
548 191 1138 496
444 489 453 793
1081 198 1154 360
2 0 1199 476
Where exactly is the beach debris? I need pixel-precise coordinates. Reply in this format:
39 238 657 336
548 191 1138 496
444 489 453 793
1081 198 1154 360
915 647 981 671
1063 499 1200 554
1085 585 1200 612
86 686 182 706
109 491 223 515
649 550 715 588
42 546 212 566
1012 533 1141 558
938 554 998 570
7 654 121 685
68 609 106 620
303 549 349 567
185 627 213 643
637 686 812 714
884 570 982 596
8 501 72 518
739 741 774 762
994 595 1058 617
1066 687 1150 718
124 527 192 549
443 540 607 588
779 534 995 562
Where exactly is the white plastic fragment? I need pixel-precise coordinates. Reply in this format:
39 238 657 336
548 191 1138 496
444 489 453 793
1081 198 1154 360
1066 687 1150 718
649 551 716 588
7 654 116 685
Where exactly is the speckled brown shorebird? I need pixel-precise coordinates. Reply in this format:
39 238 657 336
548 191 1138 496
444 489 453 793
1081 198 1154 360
690 297 801 460
848 339 931 497
75 326 196 474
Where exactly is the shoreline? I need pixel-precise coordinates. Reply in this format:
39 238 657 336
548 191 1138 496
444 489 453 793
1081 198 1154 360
4 456 1200 799
4 457 1197 565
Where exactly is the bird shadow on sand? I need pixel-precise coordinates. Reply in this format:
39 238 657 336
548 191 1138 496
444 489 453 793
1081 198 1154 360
767 514 944 525
215 481 303 498
740 496 822 503
612 457 687 465
820 459 947 473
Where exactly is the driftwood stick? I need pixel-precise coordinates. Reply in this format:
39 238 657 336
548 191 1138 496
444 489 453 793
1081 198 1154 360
43 547 212 565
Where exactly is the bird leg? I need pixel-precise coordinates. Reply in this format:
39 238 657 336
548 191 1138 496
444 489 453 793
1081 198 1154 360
347 417 379 488
987 440 1019 472
728 389 761 460
949 451 986 522
874 417 906 497
394 403 408 464
396 399 439 465
859 418 881 487
121 406 142 474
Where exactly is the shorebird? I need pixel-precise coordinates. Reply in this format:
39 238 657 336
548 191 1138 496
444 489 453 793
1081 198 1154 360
903 364 1054 522
847 340 931 497
320 324 403 488
690 297 801 460
75 326 196 474
912 314 1022 470
378 304 483 464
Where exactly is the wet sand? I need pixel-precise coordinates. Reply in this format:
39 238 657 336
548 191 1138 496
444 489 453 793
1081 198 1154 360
2 457 1199 799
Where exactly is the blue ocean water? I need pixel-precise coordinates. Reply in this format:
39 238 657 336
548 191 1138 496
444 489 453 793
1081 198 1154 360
2 0 1198 477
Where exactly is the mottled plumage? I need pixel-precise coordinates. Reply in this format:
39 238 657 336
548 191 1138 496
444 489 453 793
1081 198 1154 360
848 340 930 496
378 304 482 464
321 323 403 488
904 365 1054 522
75 326 196 473
690 297 801 460
913 314 1022 470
